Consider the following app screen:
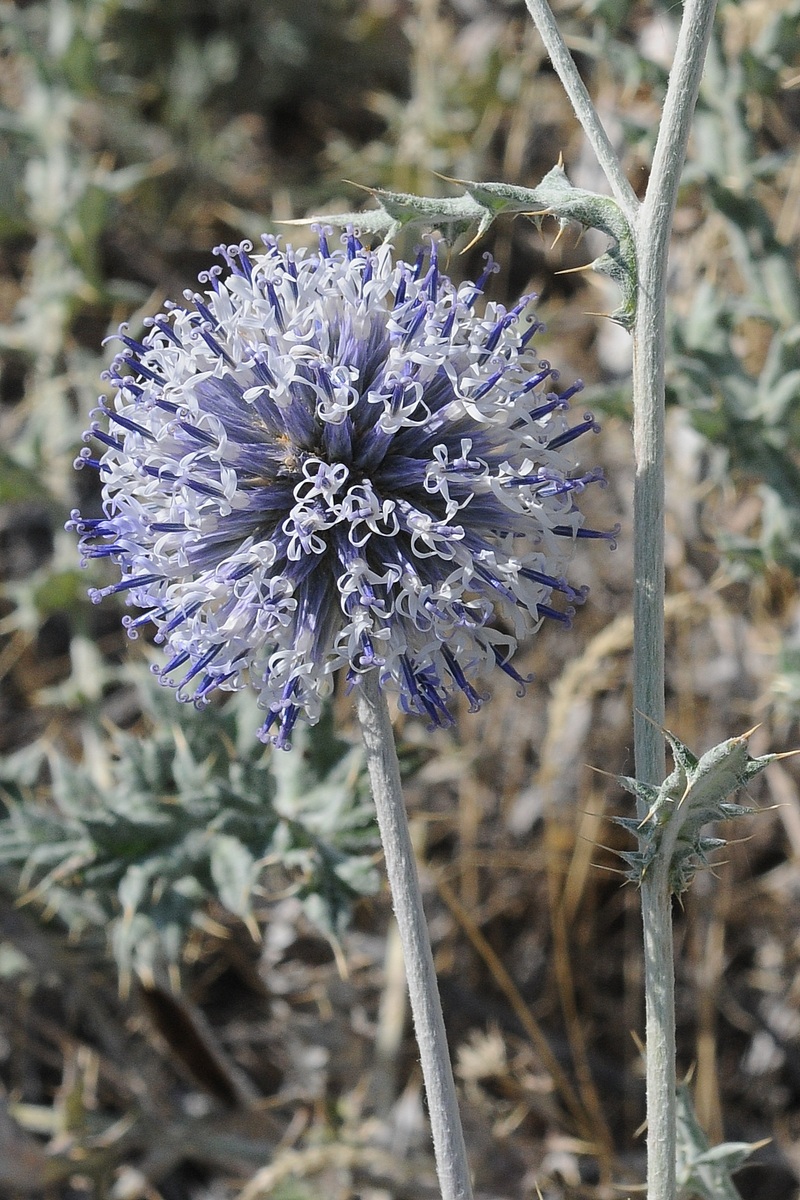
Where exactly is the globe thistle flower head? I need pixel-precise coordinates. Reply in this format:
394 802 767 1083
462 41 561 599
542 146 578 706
70 231 613 748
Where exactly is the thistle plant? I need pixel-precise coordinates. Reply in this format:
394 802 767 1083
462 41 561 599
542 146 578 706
2 0 797 1196
70 229 603 1197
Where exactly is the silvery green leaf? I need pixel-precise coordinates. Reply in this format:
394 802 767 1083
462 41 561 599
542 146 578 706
675 1084 763 1200
306 164 637 327
663 727 771 811
209 836 258 921
334 856 379 897
0 669 378 974
118 865 150 917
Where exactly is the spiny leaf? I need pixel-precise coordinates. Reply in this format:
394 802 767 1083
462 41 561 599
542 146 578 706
300 165 637 327
613 726 789 893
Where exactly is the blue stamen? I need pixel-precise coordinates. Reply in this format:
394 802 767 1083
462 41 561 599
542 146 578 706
547 412 598 451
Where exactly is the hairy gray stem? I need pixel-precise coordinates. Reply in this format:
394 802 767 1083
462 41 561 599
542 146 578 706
523 0 639 221
632 0 719 794
632 4 718 1197
523 3 718 1199
356 672 473 1200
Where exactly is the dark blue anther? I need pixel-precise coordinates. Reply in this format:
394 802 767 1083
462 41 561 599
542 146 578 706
178 420 217 446
107 411 156 440
266 282 285 333
90 429 124 451
547 412 597 451
121 357 166 386
145 317 181 346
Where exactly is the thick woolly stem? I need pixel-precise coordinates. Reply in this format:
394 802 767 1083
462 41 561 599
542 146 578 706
523 2 718 1198
631 6 719 1196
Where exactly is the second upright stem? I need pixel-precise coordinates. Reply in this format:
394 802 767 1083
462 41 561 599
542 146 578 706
630 5 718 1200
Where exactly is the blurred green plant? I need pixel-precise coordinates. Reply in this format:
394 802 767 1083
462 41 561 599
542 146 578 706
656 4 800 578
665 3 800 576
0 0 154 495
0 673 379 983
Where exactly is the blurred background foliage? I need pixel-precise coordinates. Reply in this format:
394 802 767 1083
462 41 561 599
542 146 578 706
0 0 799 1197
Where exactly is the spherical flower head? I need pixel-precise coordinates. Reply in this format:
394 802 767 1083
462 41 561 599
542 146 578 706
70 231 612 748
